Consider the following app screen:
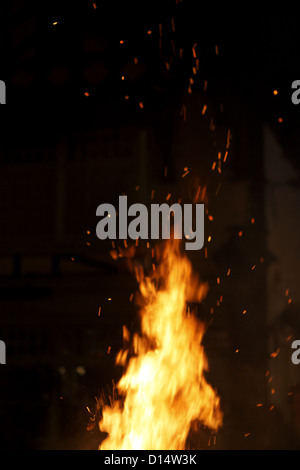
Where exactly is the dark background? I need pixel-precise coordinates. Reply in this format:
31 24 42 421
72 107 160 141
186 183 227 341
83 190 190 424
0 0 300 450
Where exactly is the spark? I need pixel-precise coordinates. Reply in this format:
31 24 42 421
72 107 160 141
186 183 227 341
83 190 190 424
192 43 197 58
270 349 280 358
216 183 222 195
226 129 231 149
171 17 175 32
180 104 187 121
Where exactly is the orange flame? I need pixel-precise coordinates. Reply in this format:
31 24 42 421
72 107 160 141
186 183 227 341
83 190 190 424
99 240 222 450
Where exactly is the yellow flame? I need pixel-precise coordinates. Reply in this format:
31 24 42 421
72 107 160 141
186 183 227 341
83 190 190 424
99 240 222 450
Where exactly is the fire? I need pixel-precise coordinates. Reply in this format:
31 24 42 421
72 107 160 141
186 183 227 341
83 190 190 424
98 240 222 450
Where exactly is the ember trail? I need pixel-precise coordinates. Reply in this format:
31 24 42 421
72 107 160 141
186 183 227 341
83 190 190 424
96 196 204 251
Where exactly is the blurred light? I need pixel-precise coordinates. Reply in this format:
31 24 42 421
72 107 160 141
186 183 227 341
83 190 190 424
76 366 86 376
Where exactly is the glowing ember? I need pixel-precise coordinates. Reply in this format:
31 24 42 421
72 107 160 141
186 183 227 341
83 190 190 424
98 240 222 450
